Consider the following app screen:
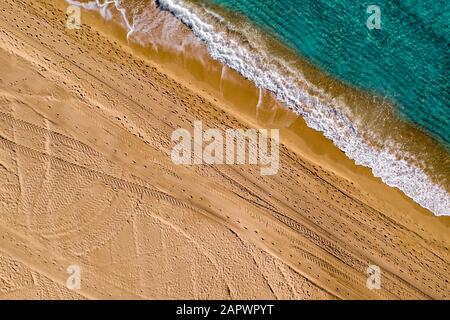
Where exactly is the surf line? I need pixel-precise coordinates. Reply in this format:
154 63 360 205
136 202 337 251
171 121 280 176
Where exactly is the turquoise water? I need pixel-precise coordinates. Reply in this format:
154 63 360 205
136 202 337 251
205 0 450 147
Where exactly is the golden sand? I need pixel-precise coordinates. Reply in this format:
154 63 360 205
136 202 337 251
0 0 448 299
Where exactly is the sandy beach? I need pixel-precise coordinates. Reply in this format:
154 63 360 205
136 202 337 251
0 0 448 299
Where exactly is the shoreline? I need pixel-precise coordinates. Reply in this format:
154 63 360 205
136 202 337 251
156 0 450 217
65 0 450 217
0 0 448 299
79 1 449 224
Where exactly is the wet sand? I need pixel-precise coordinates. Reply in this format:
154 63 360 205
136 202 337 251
0 0 448 299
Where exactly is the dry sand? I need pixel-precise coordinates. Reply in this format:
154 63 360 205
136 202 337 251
0 0 448 299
